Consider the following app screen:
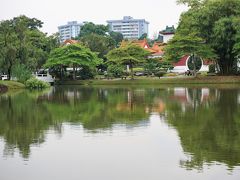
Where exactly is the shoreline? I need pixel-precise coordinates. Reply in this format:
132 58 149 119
57 76 240 86
0 81 25 93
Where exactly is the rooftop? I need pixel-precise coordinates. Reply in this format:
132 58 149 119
159 25 176 35
107 16 149 24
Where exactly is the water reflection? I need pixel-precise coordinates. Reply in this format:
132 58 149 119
0 86 240 171
165 87 240 170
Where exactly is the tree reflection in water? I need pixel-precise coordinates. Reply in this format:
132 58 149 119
165 87 240 170
0 86 240 171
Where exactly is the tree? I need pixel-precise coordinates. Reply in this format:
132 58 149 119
77 22 118 72
176 0 203 8
106 44 150 79
0 20 18 79
172 0 240 75
144 58 159 76
45 44 102 80
78 22 109 38
164 33 216 76
80 33 115 59
0 16 59 80
109 31 123 47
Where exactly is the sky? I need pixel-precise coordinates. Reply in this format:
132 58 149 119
0 0 187 38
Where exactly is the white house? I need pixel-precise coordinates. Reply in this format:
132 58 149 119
170 55 211 73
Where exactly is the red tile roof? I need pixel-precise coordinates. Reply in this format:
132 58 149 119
174 55 189 66
120 40 166 55
121 39 150 49
63 39 79 45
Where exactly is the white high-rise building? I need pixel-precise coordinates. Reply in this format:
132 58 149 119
107 16 149 39
58 21 83 43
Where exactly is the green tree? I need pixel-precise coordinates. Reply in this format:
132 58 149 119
0 16 59 79
78 22 109 37
77 23 117 71
144 58 159 76
107 64 124 78
172 0 240 75
45 44 102 80
109 31 123 47
106 44 150 79
165 33 216 76
0 20 18 79
80 33 115 59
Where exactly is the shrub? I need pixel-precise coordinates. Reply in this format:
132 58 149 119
107 65 124 78
78 66 96 80
25 78 50 89
154 71 166 78
11 64 32 83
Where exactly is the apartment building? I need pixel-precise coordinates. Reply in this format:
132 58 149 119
58 21 83 43
107 16 149 39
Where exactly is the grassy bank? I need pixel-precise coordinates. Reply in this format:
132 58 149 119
58 76 240 86
0 81 25 92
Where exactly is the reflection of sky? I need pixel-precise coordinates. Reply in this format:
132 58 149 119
0 114 239 180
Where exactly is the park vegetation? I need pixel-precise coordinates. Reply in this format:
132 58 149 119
1 1 240 84
0 15 59 80
44 43 102 80
165 0 240 75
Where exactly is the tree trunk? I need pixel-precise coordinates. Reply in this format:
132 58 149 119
73 64 76 80
130 63 134 80
60 65 63 81
219 56 236 75
7 66 11 80
193 54 197 77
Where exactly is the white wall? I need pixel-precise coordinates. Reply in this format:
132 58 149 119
163 34 174 43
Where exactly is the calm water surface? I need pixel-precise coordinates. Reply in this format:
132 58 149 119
0 86 240 180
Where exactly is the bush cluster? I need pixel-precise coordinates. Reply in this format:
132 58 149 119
25 78 50 89
11 64 32 83
154 71 166 78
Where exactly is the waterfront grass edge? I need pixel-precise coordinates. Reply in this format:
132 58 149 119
0 81 25 92
58 76 240 86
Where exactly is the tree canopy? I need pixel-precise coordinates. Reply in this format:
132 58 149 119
0 15 59 79
45 43 102 79
106 44 150 79
78 22 109 37
80 33 115 59
166 0 240 75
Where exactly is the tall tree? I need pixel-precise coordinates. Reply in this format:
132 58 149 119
0 16 59 79
164 33 216 76
171 0 240 75
0 20 18 79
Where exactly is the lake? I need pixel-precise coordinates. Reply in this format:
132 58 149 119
0 85 240 180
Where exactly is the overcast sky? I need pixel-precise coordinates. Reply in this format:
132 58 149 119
1 0 187 38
